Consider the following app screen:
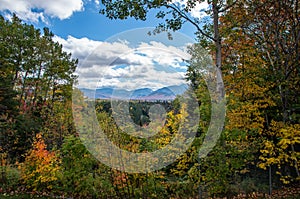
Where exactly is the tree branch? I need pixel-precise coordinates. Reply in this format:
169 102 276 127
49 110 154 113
219 0 238 13
165 3 216 42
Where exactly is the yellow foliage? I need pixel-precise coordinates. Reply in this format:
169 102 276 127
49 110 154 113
258 122 300 183
155 104 187 147
19 133 61 191
222 27 275 135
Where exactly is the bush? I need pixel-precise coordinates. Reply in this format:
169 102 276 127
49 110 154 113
60 135 114 198
0 165 21 191
19 133 60 192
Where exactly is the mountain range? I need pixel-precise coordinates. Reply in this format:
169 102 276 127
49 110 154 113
80 84 188 101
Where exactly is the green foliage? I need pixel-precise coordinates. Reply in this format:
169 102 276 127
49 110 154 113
96 99 174 126
60 135 114 198
0 165 21 192
0 14 77 162
99 0 214 38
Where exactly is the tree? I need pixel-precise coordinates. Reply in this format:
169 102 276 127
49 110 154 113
236 0 300 125
0 14 78 162
219 0 300 186
60 135 105 198
236 0 300 185
182 0 300 195
186 37 264 197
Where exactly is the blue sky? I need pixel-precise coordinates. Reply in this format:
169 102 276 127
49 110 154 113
50 4 196 41
0 0 209 90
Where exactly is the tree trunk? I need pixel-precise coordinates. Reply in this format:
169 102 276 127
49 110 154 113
213 0 225 100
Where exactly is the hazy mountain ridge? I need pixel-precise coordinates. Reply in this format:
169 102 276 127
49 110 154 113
80 84 187 100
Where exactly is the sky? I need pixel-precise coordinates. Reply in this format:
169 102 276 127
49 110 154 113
0 0 209 90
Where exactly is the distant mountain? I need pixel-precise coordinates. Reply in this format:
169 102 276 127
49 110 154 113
95 88 132 99
141 84 187 101
79 84 187 101
95 87 113 99
167 84 188 95
79 88 95 99
131 88 153 99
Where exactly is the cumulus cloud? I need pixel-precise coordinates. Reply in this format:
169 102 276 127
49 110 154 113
172 0 209 19
0 0 209 23
0 0 84 22
54 35 138 68
138 41 190 69
53 35 191 90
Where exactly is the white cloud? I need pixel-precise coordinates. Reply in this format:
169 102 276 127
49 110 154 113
0 0 208 23
0 0 84 22
54 35 103 60
54 35 191 90
54 35 136 68
172 0 209 19
138 41 190 69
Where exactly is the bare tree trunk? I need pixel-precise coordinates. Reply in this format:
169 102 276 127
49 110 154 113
213 0 225 100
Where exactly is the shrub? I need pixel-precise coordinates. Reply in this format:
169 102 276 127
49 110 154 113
0 165 21 191
60 135 109 198
19 133 60 192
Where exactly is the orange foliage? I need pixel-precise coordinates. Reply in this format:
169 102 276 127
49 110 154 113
19 133 60 191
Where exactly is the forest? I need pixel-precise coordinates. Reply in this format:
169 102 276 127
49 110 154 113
0 0 300 198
